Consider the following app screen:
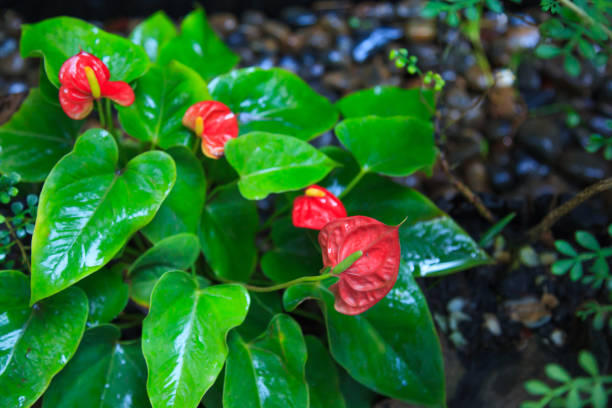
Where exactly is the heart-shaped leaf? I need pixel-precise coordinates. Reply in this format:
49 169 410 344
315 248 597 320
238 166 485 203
128 233 200 307
225 132 336 200
130 11 177 62
335 116 435 177
261 216 320 283
77 263 129 327
343 174 489 277
199 184 258 282
159 8 239 81
31 129 176 303
142 146 207 243
117 61 211 149
284 270 445 407
305 335 347 408
43 325 149 407
0 270 88 408
0 88 82 181
143 271 250 408
20 16 149 88
209 67 338 141
336 86 434 119
223 314 308 408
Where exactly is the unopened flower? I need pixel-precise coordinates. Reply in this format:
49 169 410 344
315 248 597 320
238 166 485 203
182 101 238 159
292 185 346 230
319 216 401 315
58 51 134 119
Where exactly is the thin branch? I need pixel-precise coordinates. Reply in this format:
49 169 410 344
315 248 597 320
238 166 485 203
438 151 496 223
528 177 612 241
3 219 30 273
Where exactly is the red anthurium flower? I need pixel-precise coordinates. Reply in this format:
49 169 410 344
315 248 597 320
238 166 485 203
292 185 347 230
58 51 135 120
182 101 239 159
319 216 401 315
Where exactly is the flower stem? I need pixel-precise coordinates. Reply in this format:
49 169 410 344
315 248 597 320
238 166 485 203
95 99 106 129
244 274 334 292
3 218 30 273
339 168 367 199
105 99 114 134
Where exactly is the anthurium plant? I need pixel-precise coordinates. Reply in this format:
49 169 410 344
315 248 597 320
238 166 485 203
0 8 490 408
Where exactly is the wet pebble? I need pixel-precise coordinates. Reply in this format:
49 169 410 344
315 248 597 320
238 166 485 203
516 61 541 92
488 164 515 192
209 13 238 36
352 27 403 63
281 6 317 27
505 25 540 52
559 150 610 184
517 118 567 162
405 18 436 43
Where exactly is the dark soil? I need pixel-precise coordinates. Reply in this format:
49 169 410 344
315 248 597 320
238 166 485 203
1 2 611 407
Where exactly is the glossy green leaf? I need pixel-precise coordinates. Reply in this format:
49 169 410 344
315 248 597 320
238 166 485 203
261 216 320 283
343 174 489 277
209 67 338 140
236 292 283 342
31 129 176 303
223 314 308 408
77 263 129 327
159 8 238 81
283 271 445 406
117 61 210 149
0 270 88 408
336 86 434 119
199 184 258 281
335 116 435 177
225 132 336 200
130 11 177 62
0 88 82 182
43 325 149 408
142 147 207 243
128 233 200 307
305 336 347 408
143 271 250 408
20 16 149 88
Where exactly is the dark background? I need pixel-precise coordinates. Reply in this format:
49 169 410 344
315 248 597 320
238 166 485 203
2 0 339 21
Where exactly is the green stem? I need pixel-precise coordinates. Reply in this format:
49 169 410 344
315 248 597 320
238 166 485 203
95 99 106 129
339 169 367 199
105 99 114 134
557 0 612 40
244 274 334 292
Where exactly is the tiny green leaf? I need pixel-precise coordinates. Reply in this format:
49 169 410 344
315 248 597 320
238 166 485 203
578 350 598 376
546 364 571 382
524 380 551 395
555 240 577 257
575 231 600 251
534 44 562 59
